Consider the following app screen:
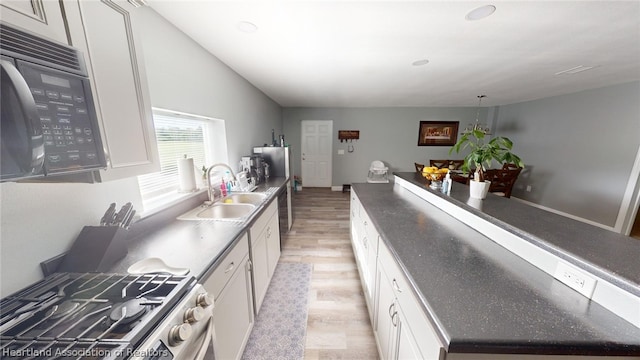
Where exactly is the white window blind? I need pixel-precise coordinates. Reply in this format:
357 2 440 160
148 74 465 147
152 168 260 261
138 112 208 202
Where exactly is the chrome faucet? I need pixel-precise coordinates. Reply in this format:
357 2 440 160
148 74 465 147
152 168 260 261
205 163 238 203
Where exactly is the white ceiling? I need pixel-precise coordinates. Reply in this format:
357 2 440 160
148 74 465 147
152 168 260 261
147 1 640 107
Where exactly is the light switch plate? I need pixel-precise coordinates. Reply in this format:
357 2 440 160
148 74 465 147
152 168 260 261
553 261 597 298
338 149 345 155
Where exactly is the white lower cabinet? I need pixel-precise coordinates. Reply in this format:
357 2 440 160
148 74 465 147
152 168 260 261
352 188 444 360
375 243 445 360
350 191 379 321
397 310 425 360
249 200 281 314
375 237 445 360
376 266 397 359
203 233 254 360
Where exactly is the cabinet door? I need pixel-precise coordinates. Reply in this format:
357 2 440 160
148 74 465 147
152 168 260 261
251 230 270 314
375 265 398 360
1 1 68 44
350 192 360 242
265 211 281 279
249 200 279 315
63 0 159 181
396 311 423 360
212 257 254 360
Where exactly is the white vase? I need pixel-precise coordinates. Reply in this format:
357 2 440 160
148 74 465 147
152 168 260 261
469 180 491 199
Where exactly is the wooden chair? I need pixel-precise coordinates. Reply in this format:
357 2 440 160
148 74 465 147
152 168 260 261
414 162 425 173
429 160 449 169
502 163 521 171
449 160 464 170
486 166 522 198
451 172 471 185
430 159 464 170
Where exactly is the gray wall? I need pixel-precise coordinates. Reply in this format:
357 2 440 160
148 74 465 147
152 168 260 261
283 107 483 186
495 81 640 227
138 9 282 166
283 81 640 228
0 8 282 297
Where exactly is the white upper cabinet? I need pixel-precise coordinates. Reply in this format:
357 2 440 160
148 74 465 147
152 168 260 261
1 1 68 44
62 0 159 181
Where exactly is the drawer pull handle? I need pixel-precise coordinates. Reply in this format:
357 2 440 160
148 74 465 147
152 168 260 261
224 262 235 273
392 279 402 293
363 237 368 249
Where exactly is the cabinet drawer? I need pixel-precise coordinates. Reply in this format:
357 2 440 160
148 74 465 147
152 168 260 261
360 208 377 243
377 239 404 294
378 242 415 314
250 200 277 245
203 233 249 300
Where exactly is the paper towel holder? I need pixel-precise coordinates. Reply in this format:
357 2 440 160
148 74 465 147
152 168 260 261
178 154 198 193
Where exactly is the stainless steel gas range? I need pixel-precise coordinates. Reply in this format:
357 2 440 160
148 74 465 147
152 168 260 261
0 272 215 359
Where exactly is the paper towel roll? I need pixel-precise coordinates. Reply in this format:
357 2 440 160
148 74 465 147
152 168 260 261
177 157 197 192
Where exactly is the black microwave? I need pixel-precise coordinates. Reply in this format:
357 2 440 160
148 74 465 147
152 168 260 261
0 22 106 182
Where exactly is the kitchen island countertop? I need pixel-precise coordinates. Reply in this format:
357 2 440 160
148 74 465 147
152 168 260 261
352 174 640 355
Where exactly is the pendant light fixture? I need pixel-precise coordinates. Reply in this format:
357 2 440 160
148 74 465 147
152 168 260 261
463 95 491 135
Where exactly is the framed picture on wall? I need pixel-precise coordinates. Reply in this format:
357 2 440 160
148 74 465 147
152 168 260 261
417 121 459 146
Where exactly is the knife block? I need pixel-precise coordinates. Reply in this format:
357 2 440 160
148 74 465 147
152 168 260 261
57 226 129 273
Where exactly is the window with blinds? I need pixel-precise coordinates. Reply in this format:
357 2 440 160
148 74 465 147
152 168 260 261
137 110 215 207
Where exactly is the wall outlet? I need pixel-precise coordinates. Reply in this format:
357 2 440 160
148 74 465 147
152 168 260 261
338 149 345 155
553 261 597 298
526 185 532 192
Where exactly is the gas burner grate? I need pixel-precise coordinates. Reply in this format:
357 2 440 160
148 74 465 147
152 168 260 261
0 272 195 359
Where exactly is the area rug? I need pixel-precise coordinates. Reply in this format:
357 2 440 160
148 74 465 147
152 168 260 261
242 262 313 360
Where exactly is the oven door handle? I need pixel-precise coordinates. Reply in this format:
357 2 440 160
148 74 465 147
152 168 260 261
194 315 215 360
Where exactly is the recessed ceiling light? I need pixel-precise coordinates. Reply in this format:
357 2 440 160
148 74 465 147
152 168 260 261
412 59 430 66
465 5 496 21
237 21 258 33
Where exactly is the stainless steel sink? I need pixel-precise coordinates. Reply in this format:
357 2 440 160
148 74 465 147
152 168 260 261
221 192 267 205
178 203 256 221
198 203 255 219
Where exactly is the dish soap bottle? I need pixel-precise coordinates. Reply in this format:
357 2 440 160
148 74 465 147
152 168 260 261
224 171 233 193
442 172 452 195
220 180 227 197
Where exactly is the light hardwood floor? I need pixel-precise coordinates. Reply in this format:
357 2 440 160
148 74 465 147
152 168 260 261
280 187 379 359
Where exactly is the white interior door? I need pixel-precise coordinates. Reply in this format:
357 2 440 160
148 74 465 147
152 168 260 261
301 120 333 187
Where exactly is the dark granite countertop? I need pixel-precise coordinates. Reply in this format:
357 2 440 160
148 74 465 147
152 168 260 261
351 179 640 355
108 177 289 282
395 172 640 295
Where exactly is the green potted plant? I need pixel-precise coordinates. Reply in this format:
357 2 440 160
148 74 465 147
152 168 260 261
449 129 524 199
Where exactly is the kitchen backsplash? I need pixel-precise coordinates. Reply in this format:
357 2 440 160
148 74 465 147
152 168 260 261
0 177 143 297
